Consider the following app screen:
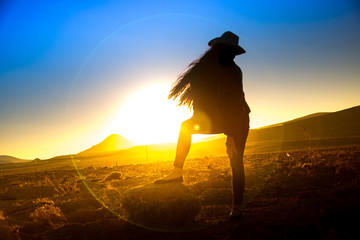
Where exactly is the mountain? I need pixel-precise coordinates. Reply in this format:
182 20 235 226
248 105 360 142
12 105 357 169
205 105 360 154
73 105 360 164
79 134 136 155
80 105 360 158
0 155 31 165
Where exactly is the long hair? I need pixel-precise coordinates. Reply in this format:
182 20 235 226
168 46 221 109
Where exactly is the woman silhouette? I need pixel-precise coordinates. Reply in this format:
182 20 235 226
155 31 251 220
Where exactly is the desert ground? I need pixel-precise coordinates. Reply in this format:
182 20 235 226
1 144 359 240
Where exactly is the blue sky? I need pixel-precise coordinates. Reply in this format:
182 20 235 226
1 0 359 159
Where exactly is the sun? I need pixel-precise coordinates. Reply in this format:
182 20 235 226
112 84 192 145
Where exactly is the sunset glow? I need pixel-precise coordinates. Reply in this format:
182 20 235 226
1 0 359 159
111 84 192 145
1 1 359 238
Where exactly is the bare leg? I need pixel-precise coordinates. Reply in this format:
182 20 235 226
228 135 247 205
227 114 249 219
155 119 195 182
155 115 223 183
173 120 194 169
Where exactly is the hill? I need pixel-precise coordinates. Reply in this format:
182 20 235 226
79 105 360 160
249 105 360 142
1 106 359 172
79 134 136 156
61 105 360 168
206 105 360 154
248 105 360 150
0 155 31 165
3 106 359 168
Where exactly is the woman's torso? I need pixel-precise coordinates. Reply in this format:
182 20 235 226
192 63 250 133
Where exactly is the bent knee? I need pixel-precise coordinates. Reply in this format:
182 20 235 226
181 119 192 129
180 119 197 133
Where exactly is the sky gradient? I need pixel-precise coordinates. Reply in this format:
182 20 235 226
1 0 360 159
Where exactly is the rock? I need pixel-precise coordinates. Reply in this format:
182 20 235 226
120 183 201 228
103 172 122 181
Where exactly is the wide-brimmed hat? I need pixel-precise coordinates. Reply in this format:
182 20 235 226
208 31 245 55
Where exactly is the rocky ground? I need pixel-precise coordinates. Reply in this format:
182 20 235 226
1 145 360 239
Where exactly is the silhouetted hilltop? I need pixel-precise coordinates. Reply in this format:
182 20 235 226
248 105 360 142
201 105 360 154
2 106 359 164
76 105 360 160
0 155 31 164
79 134 136 156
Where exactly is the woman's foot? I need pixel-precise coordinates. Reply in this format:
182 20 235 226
229 204 243 221
154 167 183 184
154 176 183 184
